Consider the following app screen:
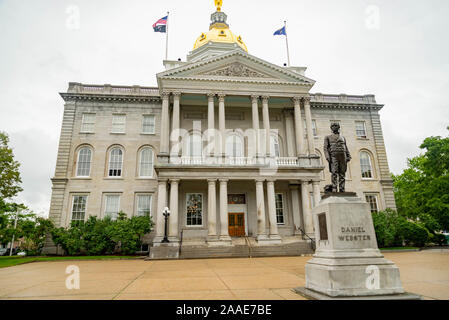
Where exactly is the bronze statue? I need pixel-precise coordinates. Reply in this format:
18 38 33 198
324 123 351 193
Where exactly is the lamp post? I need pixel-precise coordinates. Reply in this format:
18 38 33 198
162 207 170 243
9 212 18 257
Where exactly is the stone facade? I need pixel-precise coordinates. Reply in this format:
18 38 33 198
47 17 396 254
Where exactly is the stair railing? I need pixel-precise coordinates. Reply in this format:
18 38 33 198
296 227 316 251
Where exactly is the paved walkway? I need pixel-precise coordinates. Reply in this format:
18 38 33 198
0 251 448 300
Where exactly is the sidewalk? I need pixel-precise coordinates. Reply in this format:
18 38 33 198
0 251 448 300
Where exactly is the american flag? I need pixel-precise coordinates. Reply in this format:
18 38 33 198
153 16 168 33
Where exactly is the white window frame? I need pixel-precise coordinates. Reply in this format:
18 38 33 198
185 133 203 157
226 134 244 158
360 151 374 179
142 115 156 134
138 147 154 178
75 147 92 177
136 194 152 217
270 134 281 158
108 147 124 177
356 121 367 139
304 119 318 137
81 113 96 133
111 114 126 134
186 193 204 227
275 193 285 225
365 193 379 213
104 194 121 220
71 195 88 222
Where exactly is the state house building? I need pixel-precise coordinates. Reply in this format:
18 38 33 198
47 5 396 256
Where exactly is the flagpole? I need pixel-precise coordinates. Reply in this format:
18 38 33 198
165 11 170 60
284 20 291 67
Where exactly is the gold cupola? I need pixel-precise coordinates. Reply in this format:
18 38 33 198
193 0 248 52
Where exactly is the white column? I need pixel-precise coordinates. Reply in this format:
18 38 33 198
218 94 226 158
312 181 321 208
159 92 170 159
266 180 280 238
219 179 231 241
169 179 179 240
290 185 303 233
303 97 315 155
207 179 217 238
301 181 314 236
207 93 215 158
251 95 261 158
155 179 168 242
171 92 181 158
262 96 271 157
284 110 295 157
256 179 267 240
293 96 305 156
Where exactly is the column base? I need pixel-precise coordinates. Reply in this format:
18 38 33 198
157 154 170 163
219 235 233 246
268 234 282 244
153 236 179 247
207 235 222 246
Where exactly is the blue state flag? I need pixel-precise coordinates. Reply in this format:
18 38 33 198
273 26 286 36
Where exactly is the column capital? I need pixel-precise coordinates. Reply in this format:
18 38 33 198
218 93 226 101
207 92 216 99
207 179 218 183
251 95 260 102
266 179 276 184
172 92 182 98
255 178 265 184
292 96 303 103
170 179 180 184
219 179 229 183
302 96 311 104
161 91 170 99
158 178 168 184
262 95 270 102
311 180 321 185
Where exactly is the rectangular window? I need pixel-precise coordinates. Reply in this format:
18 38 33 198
365 194 379 213
275 194 285 225
81 113 96 133
104 195 120 220
356 121 367 139
111 114 126 133
186 193 203 226
303 119 318 137
137 194 152 217
71 195 87 222
142 115 155 134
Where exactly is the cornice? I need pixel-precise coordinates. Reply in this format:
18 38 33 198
160 76 314 87
60 93 162 103
311 102 384 111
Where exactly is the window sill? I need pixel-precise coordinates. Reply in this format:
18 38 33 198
72 177 92 180
184 226 205 230
136 177 156 180
141 132 156 136
357 137 369 141
361 178 377 182
104 177 124 180
80 132 95 135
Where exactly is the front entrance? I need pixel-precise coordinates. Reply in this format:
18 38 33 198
228 213 245 237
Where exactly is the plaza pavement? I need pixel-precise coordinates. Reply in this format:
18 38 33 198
0 250 448 300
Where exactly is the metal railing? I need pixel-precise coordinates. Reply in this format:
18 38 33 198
297 227 316 251
171 156 318 167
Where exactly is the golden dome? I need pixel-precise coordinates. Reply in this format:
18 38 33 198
193 27 248 52
193 2 248 52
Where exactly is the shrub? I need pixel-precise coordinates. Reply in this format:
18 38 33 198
431 233 448 246
50 213 153 256
400 220 429 247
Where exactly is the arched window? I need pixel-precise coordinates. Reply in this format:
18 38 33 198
185 133 203 157
226 134 244 158
360 151 373 179
270 135 281 157
139 147 154 178
108 147 123 177
76 147 92 177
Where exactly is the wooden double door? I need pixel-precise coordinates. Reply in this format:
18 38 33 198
228 213 245 237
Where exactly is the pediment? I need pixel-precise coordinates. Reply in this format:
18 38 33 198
157 50 315 86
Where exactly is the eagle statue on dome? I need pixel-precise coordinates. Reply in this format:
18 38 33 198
215 0 223 12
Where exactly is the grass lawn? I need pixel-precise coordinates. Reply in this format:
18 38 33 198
380 247 420 251
0 256 142 269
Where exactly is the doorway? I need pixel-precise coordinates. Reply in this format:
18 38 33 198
228 213 245 237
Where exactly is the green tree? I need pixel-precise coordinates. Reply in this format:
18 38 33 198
393 128 449 233
0 132 22 200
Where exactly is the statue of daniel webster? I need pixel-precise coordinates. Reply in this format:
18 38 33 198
324 123 352 193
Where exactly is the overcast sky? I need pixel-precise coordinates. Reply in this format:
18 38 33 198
0 0 448 217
